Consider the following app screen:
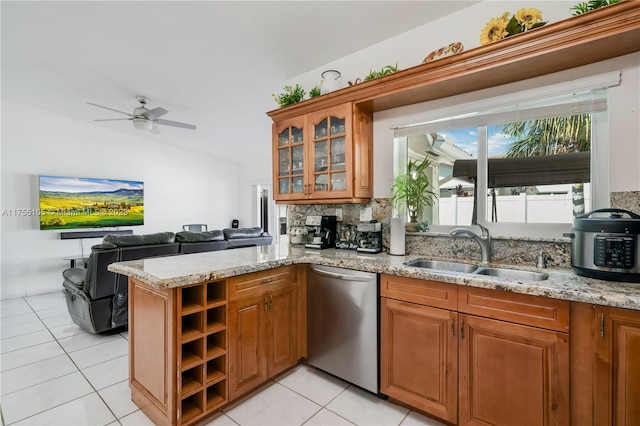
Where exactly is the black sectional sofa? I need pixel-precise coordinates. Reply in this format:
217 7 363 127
62 228 272 333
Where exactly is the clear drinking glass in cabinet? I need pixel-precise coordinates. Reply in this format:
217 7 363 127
291 126 303 143
278 148 290 177
331 137 346 170
314 174 328 192
279 178 289 194
292 146 304 175
331 172 346 191
314 141 328 172
329 116 345 135
292 176 304 193
314 119 328 139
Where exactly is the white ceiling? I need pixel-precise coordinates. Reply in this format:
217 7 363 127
2 1 477 164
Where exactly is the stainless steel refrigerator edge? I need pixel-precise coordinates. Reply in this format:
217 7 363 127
306 264 379 394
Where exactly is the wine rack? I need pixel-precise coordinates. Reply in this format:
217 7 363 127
178 280 227 425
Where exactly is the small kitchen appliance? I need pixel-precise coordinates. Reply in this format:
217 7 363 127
357 222 382 253
565 208 640 282
335 223 358 250
304 215 337 249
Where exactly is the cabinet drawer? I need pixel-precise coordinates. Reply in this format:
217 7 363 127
381 274 457 310
229 266 296 300
459 286 569 332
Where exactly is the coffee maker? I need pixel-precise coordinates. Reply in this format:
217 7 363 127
304 215 337 249
356 222 383 253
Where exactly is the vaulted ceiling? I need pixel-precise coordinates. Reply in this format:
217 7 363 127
2 1 477 163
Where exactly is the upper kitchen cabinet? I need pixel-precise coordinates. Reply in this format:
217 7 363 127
271 102 372 204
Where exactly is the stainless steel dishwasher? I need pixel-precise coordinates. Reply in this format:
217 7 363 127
307 264 379 394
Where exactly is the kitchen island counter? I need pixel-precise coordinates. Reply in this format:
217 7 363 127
109 244 640 310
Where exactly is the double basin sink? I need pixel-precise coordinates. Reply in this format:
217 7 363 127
404 259 549 281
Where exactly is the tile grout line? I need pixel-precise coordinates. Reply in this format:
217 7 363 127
2 298 99 425
3 296 123 425
47 313 126 425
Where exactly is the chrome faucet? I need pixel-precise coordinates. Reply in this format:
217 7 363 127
450 224 492 265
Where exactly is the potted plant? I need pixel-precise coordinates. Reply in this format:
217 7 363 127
391 157 437 229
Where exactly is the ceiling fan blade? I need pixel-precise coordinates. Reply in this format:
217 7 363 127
87 102 132 117
94 118 131 122
143 107 169 120
150 124 161 134
155 118 196 130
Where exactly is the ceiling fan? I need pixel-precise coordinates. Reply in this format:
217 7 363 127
88 95 196 134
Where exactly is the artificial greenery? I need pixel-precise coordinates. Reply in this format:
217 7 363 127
309 85 321 98
391 157 437 223
480 8 546 45
418 221 430 232
570 0 620 15
363 63 399 82
272 84 306 107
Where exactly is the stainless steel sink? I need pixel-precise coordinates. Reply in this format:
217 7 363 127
404 259 478 273
404 259 549 281
473 267 549 281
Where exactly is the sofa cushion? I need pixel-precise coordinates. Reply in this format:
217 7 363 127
63 267 86 289
103 232 175 247
223 227 264 239
176 230 225 242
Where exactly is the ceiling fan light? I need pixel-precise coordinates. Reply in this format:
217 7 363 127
132 118 153 131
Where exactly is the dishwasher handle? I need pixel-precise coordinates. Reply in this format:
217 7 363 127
309 266 373 282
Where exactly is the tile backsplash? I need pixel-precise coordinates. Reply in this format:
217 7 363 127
285 191 640 269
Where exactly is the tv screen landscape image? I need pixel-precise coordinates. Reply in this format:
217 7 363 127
39 175 144 230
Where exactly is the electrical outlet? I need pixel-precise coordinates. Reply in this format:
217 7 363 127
335 208 343 221
360 207 373 222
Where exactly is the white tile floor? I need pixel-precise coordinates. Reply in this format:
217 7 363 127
0 291 447 426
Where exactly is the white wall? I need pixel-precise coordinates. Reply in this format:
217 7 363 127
237 160 273 229
1 100 239 299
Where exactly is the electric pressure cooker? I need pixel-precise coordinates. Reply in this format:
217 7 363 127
565 208 640 282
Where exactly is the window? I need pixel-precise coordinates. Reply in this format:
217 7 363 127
393 72 618 236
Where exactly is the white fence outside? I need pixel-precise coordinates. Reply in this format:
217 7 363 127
438 193 591 225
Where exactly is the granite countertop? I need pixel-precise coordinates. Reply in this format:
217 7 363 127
108 244 640 311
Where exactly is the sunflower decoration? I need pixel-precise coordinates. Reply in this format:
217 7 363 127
480 7 546 45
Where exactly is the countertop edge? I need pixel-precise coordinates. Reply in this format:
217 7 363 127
108 249 640 311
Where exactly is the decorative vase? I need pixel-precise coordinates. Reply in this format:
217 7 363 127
408 208 419 223
321 70 342 94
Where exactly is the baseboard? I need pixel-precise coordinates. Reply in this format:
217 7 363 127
60 230 133 240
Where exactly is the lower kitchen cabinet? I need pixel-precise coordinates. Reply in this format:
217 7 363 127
573 303 640 426
381 298 458 423
380 274 570 426
594 305 640 425
459 314 569 426
228 266 300 401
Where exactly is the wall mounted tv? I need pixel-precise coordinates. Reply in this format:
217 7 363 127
39 175 144 230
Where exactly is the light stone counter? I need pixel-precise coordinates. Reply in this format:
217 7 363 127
108 244 640 311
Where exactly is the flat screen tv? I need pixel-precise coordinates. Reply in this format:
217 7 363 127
39 175 144 230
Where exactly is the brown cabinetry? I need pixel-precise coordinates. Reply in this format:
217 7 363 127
380 275 570 426
381 275 458 423
129 278 228 426
271 102 372 204
594 305 640 426
458 287 570 426
572 303 640 426
228 266 300 400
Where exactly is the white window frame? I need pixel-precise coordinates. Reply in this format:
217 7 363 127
392 72 620 238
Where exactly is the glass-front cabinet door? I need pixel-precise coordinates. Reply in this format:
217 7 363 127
273 116 308 200
309 104 351 199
